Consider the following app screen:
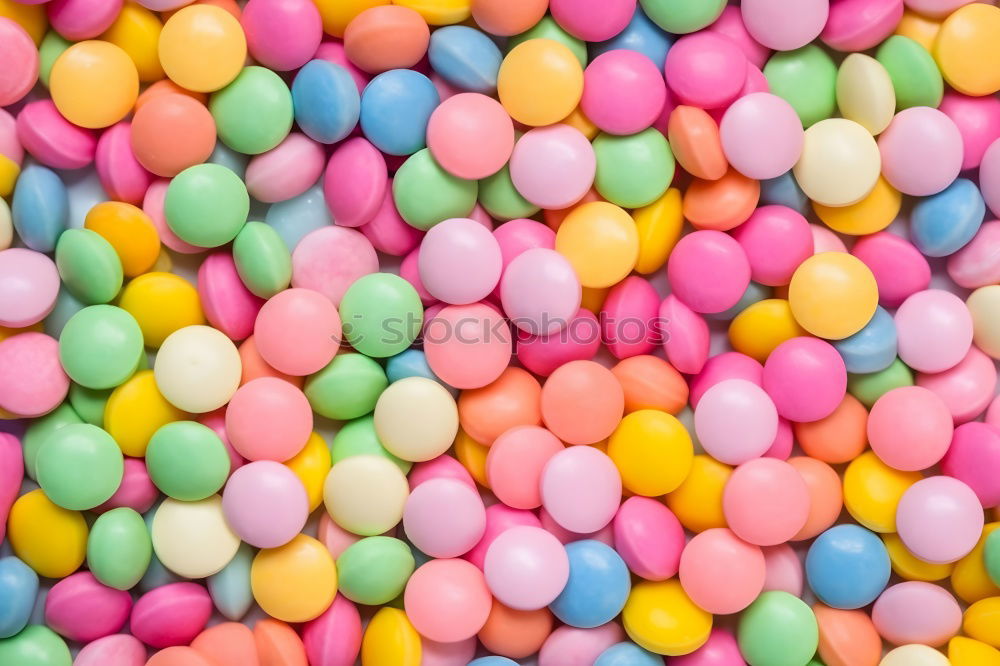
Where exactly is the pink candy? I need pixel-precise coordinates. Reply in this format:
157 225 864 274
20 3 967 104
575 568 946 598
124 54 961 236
721 93 804 180
198 252 265 340
658 295 710 374
872 581 961 647
851 232 931 308
947 220 1000 288
0 18 38 107
762 337 846 423
323 137 387 227
291 226 379 305
241 0 322 71
601 276 660 359
501 248 582 336
868 386 954 471
426 93 515 180
225 377 313 461
941 422 1000 508
878 106 964 196
613 496 685 581
549 0 635 41
665 33 747 110
509 125 596 210
821 0 904 51
515 308 600 377
732 205 813 286
130 582 213 648
302 595 363 666
245 133 326 203
17 100 98 170
0 332 69 418
359 185 424 256
222 460 309 547
667 230 751 314
96 123 155 206
419 218 502 305
45 572 132 643
894 289 973 373
47 0 122 40
582 49 666 135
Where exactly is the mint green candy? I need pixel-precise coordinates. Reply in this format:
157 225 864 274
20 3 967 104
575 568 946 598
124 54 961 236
337 536 415 605
0 626 71 666
232 221 292 298
164 163 249 248
145 421 231 501
305 353 388 420
392 148 478 231
764 45 838 128
21 403 82 480
331 415 411 474
210 66 293 155
35 423 124 511
593 129 675 208
875 36 944 111
55 228 123 304
59 305 144 390
479 165 540 221
207 542 255 621
38 32 71 88
738 591 818 666
984 530 1000 587
848 358 914 408
67 384 109 427
508 17 587 67
87 507 152 590
639 0 726 33
339 273 423 358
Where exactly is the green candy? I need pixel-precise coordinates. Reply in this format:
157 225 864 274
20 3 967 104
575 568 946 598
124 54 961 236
35 423 124 511
210 66 293 155
331 415 411 474
232 221 292 298
639 0 726 33
145 421 231 501
0 626 71 666
478 165 540 221
164 163 249 248
59 305 144 390
38 32 71 88
875 36 944 111
508 17 587 67
764 45 838 128
337 536 415 605
593 129 675 208
207 542 255 621
392 149 478 231
87 507 152 590
67 384 110 427
305 353 388 420
55 228 123 304
339 273 424 358
738 591 819 666
984 530 1000 587
847 358 914 408
21 403 82 480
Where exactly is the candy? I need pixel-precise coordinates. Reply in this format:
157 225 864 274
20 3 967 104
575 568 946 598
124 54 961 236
158 5 246 92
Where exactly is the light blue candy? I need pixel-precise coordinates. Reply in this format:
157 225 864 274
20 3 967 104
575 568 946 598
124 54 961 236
207 542 255 621
760 171 810 215
833 306 896 374
11 164 68 252
595 642 663 666
293 60 361 144
705 282 772 321
0 557 38 639
549 540 630 628
428 25 503 94
910 178 985 257
265 184 332 251
208 142 249 180
360 69 439 157
385 349 456 396
43 287 85 339
591 8 674 72
468 658 518 666
805 524 890 610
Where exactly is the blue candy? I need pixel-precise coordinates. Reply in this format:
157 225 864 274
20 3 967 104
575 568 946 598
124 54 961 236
760 171 811 215
910 178 985 257
0 557 38 639
468 658 518 666
265 184 332 251
208 142 249 180
549 540 630 628
590 7 674 72
833 306 897 374
206 543 255 621
428 25 503 94
385 349 456 396
360 69 439 157
11 164 68 253
292 60 361 145
595 642 663 666
805 524 890 610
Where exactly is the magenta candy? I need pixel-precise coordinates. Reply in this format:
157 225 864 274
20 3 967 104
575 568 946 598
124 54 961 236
600 276 660 360
302 595 362 666
851 232 931 308
947 220 1000 289
131 582 212 648
538 623 625 666
917 345 997 424
549 0 635 41
0 433 24 544
763 337 846 423
73 634 146 666
291 225 378 305
408 454 476 491
720 93 804 180
707 5 771 68
612 496 685 581
400 248 438 306
938 92 1000 171
659 294 710 375
761 543 804 596
241 0 322 71
896 476 985 564
689 351 764 407
581 49 666 135
501 248 582 336
988 395 1000 430
671 628 744 666
667 230 751 314
509 125 596 210
463 504 542 570
359 184 424 256
45 572 132 643
732 205 813 286
515 308 600 377
741 0 829 51
144 179 203 255
198 252 265 340
764 417 794 460
821 0 904 51
0 332 69 418
418 218 502 305
0 18 38 107
941 422 1000 509
95 457 158 514
872 581 961 647
96 122 154 206
665 32 747 110
895 289 973 374
17 99 98 170
0 108 24 165
878 106 964 196
245 133 326 203
868 385 954 472
46 0 121 40
323 137 387 227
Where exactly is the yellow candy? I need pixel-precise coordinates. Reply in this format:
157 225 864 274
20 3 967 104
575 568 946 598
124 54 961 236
0 155 19 199
158 5 247 93
633 188 683 275
880 645 949 666
454 428 489 488
933 3 1000 97
393 0 469 24
314 0 388 37
788 252 879 340
561 105 599 140
498 39 584 127
949 636 1000 666
608 410 693 497
580 286 609 314
895 9 940 51
285 431 331 512
728 299 806 363
813 176 901 236
792 118 881 208
665 454 730 533
0 322 43 344
882 533 952 582
0 0 45 44
361 607 422 666
623 579 713 656
964 597 1000 649
119 272 204 348
843 452 921 533
835 54 895 136
151 247 173 273
952 522 1000 604
50 40 138 129
151 495 240 578
967 286 1000 360
100 2 165 82
8 489 88 578
251 534 338 622
84 201 161 277
105 370 188 457
555 201 639 288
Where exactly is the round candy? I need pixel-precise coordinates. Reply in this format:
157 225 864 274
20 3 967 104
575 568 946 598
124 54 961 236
0 626 71 666
304 353 387 421
608 410 692 497
872 581 961 647
403 478 485 558
50 40 138 129
225 377 312 462
59 305 143 390
501 248 581 336
361 69 438 156
253 288 341 376
805 525 890 609
868 385 952 473
8 489 88 579
498 38 584 126
150 497 240 580
788 252 878 340
835 53 895 135
292 59 360 144
337 536 414 605
732 205 813 287
154 325 242 413
0 332 68 419
969 285 1000 360
896 476 985 564
165 164 249 248
541 445 622 534
721 93 804 180
933 4 1000 96
613 496 684 582
667 106 727 182
694 379 777 465
622 579 713 656
11 164 69 253
36 424 123 511
550 540 630 628
851 232 930 308
741 0 828 50
130 93 215 178
241 0 321 71
679 528 765 615
55 229 122 306
911 177 985 258
665 32 746 109
762 336 847 422
724 457 809 548
210 66 293 155
878 106 962 196
427 93 514 180
404 558 491 643
418 218 501 304
374 377 458 462
0 249 59 328
483 525 569 610
82 201 160 278
222 460 308 548
813 176 901 237
343 5 430 74
737 592 818 666
667 230 750 314
0 18 38 106
251 534 337 622
427 24 502 93
948 221 1000 289
895 289 972 373
324 454 408 536
592 129 674 209
541 360 624 445
510 125 596 211
392 148 478 230
793 118 881 207
339 273 423 357
44 571 131 643
17 100 97 171
159 5 246 92
86 507 152 591
146 421 230 501
581 49 666 136
458 367 542 445
556 202 638 289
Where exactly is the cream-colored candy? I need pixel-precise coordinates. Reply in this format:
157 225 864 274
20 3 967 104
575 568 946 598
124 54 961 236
323 455 409 537
373 376 459 462
880 644 950 666
793 118 881 207
154 325 241 413
967 286 1000 359
836 54 896 135
151 496 241 578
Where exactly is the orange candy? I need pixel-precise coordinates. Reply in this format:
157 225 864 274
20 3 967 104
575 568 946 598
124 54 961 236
146 647 218 666
343 5 430 74
611 355 689 415
788 456 843 541
667 106 727 181
254 619 308 666
478 600 554 659
683 167 760 231
470 0 548 36
239 335 304 388
457 367 542 446
134 79 208 112
83 201 161 277
541 360 625 445
131 93 217 177
191 622 261 666
813 604 883 666
794 393 868 463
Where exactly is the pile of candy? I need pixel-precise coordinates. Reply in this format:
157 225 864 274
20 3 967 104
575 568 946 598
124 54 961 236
3 0 1000 663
